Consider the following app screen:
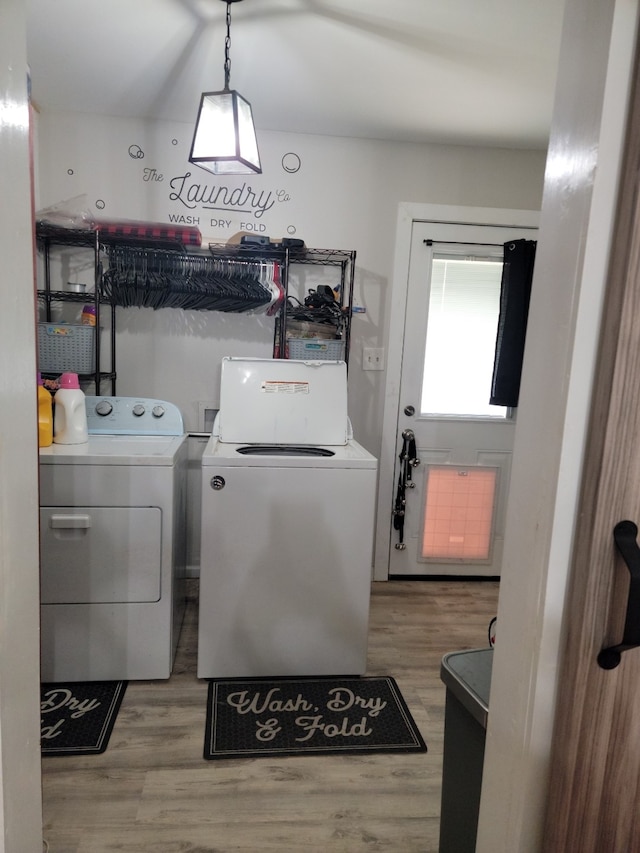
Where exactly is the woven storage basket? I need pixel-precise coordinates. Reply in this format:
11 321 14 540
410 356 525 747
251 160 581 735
287 338 345 361
37 323 95 374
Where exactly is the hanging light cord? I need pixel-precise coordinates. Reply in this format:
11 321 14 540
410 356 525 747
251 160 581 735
224 1 232 90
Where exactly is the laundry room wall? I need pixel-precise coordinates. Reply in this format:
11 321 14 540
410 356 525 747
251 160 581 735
34 111 547 573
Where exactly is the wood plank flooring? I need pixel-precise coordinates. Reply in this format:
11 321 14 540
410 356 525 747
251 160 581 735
41 578 498 853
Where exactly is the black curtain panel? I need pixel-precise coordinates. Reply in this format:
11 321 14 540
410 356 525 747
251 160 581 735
490 239 537 408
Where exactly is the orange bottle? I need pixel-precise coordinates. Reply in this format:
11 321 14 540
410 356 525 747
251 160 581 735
37 373 53 447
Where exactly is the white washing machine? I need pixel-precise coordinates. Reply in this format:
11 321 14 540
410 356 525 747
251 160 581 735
197 357 378 678
39 396 188 682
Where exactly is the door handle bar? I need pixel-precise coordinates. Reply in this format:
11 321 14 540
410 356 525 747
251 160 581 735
597 520 640 670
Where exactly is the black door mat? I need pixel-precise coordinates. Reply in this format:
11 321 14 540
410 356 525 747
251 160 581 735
204 676 427 760
41 681 127 756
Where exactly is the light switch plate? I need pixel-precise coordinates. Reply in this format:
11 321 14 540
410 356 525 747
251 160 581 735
363 347 385 371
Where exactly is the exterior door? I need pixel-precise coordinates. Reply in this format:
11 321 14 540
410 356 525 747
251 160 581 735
543 36 640 849
388 215 537 577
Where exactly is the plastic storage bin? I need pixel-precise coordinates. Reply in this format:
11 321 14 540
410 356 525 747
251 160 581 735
287 338 345 361
439 648 493 853
37 323 95 374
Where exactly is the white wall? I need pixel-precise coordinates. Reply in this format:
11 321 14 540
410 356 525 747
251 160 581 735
36 114 546 440
35 112 547 572
0 1 44 849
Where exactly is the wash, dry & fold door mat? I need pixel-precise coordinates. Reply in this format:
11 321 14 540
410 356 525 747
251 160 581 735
40 680 127 756
204 676 427 760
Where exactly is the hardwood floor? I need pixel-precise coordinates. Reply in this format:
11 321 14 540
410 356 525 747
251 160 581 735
41 578 499 853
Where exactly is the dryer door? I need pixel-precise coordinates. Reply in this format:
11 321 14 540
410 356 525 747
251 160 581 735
40 506 162 603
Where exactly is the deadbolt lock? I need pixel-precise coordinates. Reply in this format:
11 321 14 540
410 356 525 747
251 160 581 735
211 475 226 491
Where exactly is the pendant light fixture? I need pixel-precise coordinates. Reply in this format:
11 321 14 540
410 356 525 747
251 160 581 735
189 0 261 175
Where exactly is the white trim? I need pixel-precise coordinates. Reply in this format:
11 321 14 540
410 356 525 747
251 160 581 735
0 1 44 849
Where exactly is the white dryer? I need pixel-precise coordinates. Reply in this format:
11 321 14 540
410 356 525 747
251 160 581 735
39 396 188 682
197 358 378 678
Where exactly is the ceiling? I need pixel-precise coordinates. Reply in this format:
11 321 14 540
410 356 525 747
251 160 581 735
25 0 565 150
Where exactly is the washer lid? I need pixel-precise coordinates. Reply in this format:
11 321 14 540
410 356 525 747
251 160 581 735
218 357 349 445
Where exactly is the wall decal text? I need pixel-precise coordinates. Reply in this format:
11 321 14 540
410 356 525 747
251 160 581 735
168 172 286 220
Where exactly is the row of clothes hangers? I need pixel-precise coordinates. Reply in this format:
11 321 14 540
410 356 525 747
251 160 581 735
100 245 284 314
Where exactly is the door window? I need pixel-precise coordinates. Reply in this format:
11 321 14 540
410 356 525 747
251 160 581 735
422 254 507 418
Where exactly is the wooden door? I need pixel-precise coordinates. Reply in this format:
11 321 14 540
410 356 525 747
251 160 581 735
543 38 640 851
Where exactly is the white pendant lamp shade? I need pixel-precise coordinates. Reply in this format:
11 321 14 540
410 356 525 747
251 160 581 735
190 88 261 175
188 0 261 175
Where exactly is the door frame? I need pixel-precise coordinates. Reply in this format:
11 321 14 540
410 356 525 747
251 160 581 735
0 1 44 849
478 1 639 850
374 203 539 583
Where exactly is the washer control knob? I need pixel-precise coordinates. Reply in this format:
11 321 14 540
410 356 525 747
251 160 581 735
211 475 226 491
132 404 145 417
95 400 113 417
152 405 165 419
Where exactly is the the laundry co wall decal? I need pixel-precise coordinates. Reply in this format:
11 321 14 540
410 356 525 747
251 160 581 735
165 172 289 228
59 136 301 236
136 141 297 234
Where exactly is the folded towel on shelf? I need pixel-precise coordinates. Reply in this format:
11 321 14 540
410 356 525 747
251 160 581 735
36 198 202 247
95 219 202 247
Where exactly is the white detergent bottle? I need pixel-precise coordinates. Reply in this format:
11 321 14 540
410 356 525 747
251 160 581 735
53 372 88 444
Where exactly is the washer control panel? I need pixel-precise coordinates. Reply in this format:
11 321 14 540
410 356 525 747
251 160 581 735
85 397 184 435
